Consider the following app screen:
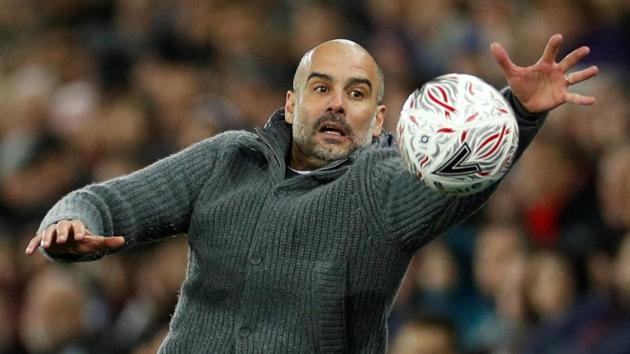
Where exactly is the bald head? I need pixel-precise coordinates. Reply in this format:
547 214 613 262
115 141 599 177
293 39 385 104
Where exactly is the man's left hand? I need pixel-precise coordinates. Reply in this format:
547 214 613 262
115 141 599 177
491 33 599 113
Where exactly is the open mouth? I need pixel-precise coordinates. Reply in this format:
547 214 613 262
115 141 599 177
318 123 347 137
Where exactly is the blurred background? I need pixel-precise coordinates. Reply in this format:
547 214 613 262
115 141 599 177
0 0 629 353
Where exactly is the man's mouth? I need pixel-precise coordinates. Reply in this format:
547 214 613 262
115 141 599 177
319 122 347 137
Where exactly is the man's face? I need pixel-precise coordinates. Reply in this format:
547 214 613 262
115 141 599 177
285 42 386 170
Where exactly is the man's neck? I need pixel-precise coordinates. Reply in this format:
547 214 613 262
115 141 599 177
288 144 331 171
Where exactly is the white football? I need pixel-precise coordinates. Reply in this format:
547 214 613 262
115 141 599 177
396 73 519 196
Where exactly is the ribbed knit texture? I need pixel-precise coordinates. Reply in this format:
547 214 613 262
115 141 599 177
39 90 545 353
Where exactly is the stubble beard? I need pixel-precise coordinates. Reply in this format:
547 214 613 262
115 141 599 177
292 112 376 169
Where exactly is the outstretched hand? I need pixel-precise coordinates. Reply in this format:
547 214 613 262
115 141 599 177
491 34 599 113
25 219 125 257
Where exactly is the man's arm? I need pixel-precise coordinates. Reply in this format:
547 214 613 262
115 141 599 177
25 131 236 262
366 34 598 254
365 89 545 253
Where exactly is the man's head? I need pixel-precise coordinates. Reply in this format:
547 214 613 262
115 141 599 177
474 223 527 298
285 39 386 170
390 312 458 354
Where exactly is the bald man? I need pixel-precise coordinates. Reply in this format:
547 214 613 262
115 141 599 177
26 36 597 353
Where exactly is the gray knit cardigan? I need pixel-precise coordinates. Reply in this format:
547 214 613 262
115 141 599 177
39 89 545 353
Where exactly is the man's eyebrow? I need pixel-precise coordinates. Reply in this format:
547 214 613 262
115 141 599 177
307 72 373 91
347 77 373 92
306 72 332 82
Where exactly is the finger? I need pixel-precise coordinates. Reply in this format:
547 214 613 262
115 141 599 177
72 220 86 241
77 235 125 254
559 46 590 72
25 234 42 255
541 34 563 63
104 236 126 250
565 92 596 105
566 65 599 86
490 42 516 76
56 220 72 244
41 225 57 248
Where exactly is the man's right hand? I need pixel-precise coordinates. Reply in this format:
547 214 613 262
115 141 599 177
25 219 126 256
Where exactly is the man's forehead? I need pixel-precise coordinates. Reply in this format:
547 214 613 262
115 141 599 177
309 42 376 76
297 41 378 85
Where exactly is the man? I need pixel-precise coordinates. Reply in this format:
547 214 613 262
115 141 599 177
26 35 597 353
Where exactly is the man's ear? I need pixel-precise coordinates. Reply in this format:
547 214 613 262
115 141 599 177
285 90 295 124
372 104 387 137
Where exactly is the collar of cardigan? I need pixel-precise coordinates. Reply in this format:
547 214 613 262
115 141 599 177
256 107 395 166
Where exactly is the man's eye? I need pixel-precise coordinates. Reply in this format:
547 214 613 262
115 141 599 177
351 90 364 98
315 86 328 93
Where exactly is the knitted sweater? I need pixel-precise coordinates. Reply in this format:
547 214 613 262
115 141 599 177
39 89 545 353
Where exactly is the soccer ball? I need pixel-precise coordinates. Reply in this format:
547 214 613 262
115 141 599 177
396 73 519 196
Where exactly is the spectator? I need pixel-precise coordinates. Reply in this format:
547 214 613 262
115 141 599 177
19 266 92 354
389 312 458 354
466 222 529 352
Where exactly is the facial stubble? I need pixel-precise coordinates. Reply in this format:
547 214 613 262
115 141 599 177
292 111 378 168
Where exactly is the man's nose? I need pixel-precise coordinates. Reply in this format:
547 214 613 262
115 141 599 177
326 91 345 114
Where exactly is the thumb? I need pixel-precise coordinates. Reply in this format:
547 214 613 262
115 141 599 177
490 42 515 77
104 236 126 249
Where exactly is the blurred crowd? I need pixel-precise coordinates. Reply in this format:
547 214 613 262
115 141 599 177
0 0 629 353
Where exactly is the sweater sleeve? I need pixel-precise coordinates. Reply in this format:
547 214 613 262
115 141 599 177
365 88 546 254
38 132 232 262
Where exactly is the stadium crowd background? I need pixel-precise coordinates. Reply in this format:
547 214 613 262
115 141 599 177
0 0 629 353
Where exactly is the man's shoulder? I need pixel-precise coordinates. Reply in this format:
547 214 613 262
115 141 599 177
355 143 401 164
171 130 262 165
197 129 259 149
211 129 258 141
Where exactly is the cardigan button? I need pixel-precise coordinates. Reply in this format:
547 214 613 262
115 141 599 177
249 255 263 265
239 325 251 338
